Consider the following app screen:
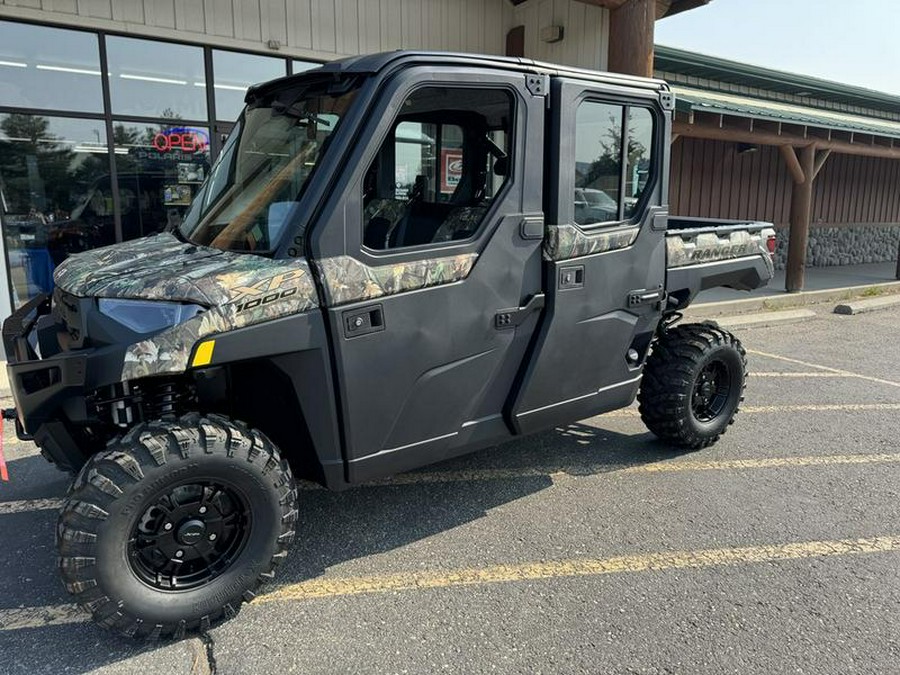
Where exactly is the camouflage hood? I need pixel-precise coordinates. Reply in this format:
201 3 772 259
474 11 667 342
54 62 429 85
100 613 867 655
53 234 321 381
54 232 299 307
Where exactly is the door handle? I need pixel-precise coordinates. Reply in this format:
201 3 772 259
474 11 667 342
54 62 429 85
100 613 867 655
495 293 545 330
627 286 664 309
343 304 385 338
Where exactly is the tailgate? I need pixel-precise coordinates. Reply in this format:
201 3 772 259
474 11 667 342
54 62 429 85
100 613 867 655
665 222 776 308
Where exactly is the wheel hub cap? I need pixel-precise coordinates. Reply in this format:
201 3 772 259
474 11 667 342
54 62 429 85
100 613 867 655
177 519 206 545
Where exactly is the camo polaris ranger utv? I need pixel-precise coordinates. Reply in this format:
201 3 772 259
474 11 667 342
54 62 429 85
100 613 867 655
3 52 775 638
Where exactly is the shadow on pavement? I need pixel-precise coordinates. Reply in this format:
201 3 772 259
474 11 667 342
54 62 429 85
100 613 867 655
0 422 688 673
272 422 688 587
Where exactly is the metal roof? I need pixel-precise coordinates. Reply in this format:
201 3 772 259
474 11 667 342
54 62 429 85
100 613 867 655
674 86 900 140
656 45 900 116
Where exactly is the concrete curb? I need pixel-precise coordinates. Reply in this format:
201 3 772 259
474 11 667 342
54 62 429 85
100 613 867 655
706 308 818 330
834 295 900 315
693 280 900 318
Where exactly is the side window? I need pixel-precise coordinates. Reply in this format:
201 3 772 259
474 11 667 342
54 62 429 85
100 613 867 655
363 87 513 250
574 101 654 227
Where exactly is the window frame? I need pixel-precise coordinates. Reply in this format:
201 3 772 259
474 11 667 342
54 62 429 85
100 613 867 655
568 92 661 231
359 81 519 256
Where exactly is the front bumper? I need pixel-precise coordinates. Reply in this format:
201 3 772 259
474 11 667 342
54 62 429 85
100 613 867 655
3 294 125 470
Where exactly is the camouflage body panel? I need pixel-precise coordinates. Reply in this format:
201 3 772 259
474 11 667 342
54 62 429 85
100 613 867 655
543 223 640 261
318 253 478 306
53 233 319 380
121 265 317 380
667 226 776 269
53 232 317 306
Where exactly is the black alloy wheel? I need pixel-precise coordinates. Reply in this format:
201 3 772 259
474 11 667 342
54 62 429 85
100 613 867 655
691 359 732 423
638 322 746 449
58 413 298 640
129 481 251 591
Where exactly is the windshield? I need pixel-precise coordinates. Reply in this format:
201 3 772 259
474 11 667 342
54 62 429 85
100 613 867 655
179 77 359 252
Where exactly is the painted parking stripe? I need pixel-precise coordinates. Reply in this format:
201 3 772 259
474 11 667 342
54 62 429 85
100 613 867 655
4 534 899 631
602 403 900 418
358 452 900 488
257 535 900 604
0 498 63 515
750 372 856 378
3 452 900 512
0 603 85 630
748 349 900 388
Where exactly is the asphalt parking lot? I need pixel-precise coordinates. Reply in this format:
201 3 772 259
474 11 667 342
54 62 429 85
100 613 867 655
1 306 899 674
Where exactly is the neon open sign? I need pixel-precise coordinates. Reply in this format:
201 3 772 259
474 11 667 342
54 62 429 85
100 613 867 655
151 127 209 153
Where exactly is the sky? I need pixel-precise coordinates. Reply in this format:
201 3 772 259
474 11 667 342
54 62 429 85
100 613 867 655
655 0 900 96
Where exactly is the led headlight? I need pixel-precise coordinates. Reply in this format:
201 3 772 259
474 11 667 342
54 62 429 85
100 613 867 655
97 299 205 334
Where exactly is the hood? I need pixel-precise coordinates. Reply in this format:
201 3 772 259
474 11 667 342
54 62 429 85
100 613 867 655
54 232 308 307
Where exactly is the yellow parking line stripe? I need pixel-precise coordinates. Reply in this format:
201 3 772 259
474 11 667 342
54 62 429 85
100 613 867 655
357 452 900 488
750 372 856 378
0 603 85 630
618 453 900 474
742 403 900 414
0 498 63 515
256 535 900 604
748 349 900 388
3 453 900 513
5 534 899 631
602 402 900 418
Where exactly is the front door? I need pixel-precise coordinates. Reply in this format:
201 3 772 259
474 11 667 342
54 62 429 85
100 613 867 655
313 68 547 482
510 77 669 434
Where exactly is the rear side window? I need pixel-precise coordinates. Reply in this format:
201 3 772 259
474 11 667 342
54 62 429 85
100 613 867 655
363 86 513 250
574 101 654 227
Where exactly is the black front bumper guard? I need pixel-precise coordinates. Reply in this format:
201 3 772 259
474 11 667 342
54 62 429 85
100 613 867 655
2 294 123 471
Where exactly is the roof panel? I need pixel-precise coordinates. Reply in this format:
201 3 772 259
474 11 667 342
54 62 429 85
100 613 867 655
674 86 900 140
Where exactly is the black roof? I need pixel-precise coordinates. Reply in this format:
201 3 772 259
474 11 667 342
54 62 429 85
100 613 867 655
248 50 670 101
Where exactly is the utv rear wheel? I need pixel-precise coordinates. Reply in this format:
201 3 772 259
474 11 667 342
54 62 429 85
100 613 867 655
638 323 746 449
57 414 298 640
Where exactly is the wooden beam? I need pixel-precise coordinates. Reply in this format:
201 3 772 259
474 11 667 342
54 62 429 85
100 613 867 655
607 0 655 77
779 145 806 184
813 149 832 180
673 121 900 160
574 0 629 8
785 145 816 293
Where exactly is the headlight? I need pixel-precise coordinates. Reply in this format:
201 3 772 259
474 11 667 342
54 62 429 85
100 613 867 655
97 299 205 334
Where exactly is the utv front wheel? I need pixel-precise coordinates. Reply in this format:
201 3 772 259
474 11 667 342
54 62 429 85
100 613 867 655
57 414 298 639
638 323 746 449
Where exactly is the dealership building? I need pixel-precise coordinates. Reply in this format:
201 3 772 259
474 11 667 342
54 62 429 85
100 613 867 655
0 0 898 322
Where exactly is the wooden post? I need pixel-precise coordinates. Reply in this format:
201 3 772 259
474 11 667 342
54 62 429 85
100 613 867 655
785 144 816 292
607 0 655 77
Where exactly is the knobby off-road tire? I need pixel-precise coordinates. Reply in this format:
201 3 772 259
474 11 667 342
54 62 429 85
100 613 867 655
57 413 298 640
638 323 747 449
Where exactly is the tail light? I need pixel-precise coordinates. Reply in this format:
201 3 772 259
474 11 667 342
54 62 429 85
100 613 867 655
766 235 776 257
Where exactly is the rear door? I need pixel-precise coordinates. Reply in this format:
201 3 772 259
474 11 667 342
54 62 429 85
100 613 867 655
311 66 547 482
510 77 670 434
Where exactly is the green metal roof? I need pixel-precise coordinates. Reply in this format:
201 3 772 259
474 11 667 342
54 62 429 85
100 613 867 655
673 86 900 140
656 45 900 117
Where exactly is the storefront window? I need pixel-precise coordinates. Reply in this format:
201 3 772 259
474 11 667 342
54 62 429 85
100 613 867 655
106 36 207 120
213 50 286 122
112 121 211 241
0 114 110 307
0 21 103 113
293 60 318 74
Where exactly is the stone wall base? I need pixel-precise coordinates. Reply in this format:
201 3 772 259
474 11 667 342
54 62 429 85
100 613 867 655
772 224 900 270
